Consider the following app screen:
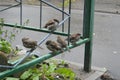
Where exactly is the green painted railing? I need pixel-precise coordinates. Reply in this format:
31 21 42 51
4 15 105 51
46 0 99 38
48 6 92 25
1 23 69 36
83 0 95 72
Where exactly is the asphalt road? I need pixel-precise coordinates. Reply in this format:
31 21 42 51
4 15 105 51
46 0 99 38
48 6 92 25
0 1 120 80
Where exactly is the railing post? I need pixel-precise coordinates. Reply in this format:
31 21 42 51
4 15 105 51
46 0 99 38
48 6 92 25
83 0 95 72
20 0 22 25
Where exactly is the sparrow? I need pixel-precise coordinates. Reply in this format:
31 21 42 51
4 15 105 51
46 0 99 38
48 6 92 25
22 37 43 49
100 73 115 80
44 19 59 31
46 40 62 53
66 33 81 45
0 51 8 65
0 51 12 72
57 36 70 52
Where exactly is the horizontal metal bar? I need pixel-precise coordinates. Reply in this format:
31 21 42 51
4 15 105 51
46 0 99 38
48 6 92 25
0 38 89 79
0 23 68 36
0 3 21 12
0 65 13 69
40 0 70 16
69 38 90 49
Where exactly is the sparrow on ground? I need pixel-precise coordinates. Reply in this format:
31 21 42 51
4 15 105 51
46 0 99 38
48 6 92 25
57 36 70 52
100 73 115 80
44 19 59 31
22 37 43 49
0 51 12 72
46 40 62 53
66 33 81 45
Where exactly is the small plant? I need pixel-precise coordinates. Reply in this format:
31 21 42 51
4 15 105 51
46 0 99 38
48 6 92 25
0 18 19 43
17 60 76 80
0 18 14 54
0 39 12 54
0 18 29 55
4 60 80 80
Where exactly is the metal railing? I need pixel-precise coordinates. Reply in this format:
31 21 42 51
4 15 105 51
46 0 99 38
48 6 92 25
0 0 95 79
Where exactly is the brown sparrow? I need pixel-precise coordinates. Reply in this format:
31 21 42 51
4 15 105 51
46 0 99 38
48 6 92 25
0 51 8 65
57 36 70 52
0 51 12 71
100 73 114 80
22 37 43 49
46 40 62 53
44 19 59 31
66 33 81 45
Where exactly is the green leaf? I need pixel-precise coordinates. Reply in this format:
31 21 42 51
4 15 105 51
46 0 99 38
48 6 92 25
47 63 56 74
20 69 32 79
41 64 49 73
55 68 75 80
31 74 40 80
5 77 19 80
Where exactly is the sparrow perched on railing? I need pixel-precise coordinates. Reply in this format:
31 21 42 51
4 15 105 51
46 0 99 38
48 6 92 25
44 19 59 31
22 37 43 49
46 40 62 53
57 36 70 52
66 33 81 45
